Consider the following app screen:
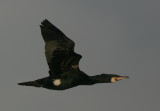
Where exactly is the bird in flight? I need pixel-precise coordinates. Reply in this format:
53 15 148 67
18 19 129 90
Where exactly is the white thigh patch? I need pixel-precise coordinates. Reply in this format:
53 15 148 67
53 79 61 86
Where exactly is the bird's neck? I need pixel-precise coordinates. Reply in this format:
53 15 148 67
79 74 112 85
88 74 112 85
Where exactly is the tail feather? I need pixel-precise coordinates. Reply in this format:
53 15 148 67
18 81 43 87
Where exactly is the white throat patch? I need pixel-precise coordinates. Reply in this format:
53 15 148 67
53 79 61 86
111 77 116 83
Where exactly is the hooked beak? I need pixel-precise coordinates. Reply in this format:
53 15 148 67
117 76 129 80
111 76 129 83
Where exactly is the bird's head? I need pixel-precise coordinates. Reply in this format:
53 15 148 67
106 74 129 83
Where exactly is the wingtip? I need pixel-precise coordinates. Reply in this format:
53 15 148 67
44 18 48 21
40 19 52 27
41 19 50 23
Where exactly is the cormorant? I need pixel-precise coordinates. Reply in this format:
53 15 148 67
18 19 129 90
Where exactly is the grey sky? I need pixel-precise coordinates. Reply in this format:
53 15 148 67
0 0 160 111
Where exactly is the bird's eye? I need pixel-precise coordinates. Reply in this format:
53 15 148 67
114 77 118 80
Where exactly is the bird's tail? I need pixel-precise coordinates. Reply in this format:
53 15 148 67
18 81 43 87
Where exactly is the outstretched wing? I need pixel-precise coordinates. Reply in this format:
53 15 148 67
40 19 82 78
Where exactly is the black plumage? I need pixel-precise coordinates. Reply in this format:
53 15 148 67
18 19 129 90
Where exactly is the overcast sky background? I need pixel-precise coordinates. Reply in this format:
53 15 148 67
0 0 160 111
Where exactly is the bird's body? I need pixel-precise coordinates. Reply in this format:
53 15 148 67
18 19 129 90
19 71 90 90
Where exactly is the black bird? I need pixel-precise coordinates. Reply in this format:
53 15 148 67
18 19 129 90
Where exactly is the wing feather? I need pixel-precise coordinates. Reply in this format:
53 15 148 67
40 19 81 78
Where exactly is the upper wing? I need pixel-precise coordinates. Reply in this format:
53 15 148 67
40 19 82 78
